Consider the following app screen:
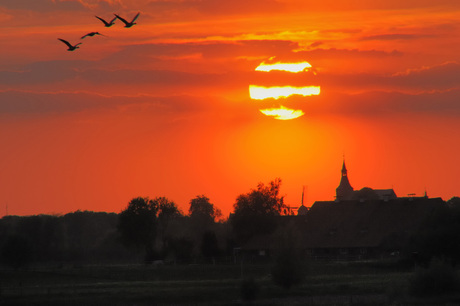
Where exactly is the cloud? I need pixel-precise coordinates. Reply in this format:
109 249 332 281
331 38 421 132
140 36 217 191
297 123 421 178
391 62 460 90
0 0 126 11
281 0 460 11
0 61 84 85
320 62 460 93
104 40 299 64
301 88 460 118
0 0 87 12
0 62 248 93
260 48 404 68
0 89 240 117
0 90 117 114
360 34 430 41
147 0 284 16
309 41 324 48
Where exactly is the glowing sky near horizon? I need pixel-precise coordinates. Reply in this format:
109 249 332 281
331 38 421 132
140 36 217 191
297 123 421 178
1 0 460 217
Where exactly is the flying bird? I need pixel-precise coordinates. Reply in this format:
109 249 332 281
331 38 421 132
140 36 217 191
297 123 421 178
114 12 140 28
81 32 103 39
95 15 116 27
58 38 82 51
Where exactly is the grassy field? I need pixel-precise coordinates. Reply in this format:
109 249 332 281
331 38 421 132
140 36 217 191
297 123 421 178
0 260 458 305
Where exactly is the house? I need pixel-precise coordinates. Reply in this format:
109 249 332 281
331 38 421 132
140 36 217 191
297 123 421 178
240 159 445 261
336 159 397 202
300 197 445 260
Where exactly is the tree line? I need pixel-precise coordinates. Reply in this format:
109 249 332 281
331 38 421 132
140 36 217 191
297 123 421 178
0 179 287 268
1 179 460 273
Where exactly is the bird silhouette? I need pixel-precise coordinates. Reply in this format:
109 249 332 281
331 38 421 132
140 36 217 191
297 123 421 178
58 38 82 51
114 12 140 28
81 32 104 39
95 16 116 27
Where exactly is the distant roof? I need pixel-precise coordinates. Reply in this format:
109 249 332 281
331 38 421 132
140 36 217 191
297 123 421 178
373 189 397 200
301 197 445 249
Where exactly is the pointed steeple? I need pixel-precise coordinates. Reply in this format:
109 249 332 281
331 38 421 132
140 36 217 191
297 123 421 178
336 158 354 201
341 160 348 176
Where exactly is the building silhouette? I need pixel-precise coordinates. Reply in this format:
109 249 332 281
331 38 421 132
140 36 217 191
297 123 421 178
336 160 354 200
242 159 445 260
335 159 397 202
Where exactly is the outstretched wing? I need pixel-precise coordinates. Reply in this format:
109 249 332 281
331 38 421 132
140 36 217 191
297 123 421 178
58 38 72 48
95 16 109 26
114 14 129 25
81 33 89 39
109 16 117 24
131 12 140 23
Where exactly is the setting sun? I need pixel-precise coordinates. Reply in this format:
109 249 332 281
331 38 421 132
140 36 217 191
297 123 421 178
255 61 313 73
1 0 459 226
260 106 305 120
250 58 321 120
249 85 321 100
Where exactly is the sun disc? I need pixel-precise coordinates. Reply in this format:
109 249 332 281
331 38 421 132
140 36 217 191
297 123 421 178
260 106 304 120
250 58 321 120
255 61 312 73
249 85 320 100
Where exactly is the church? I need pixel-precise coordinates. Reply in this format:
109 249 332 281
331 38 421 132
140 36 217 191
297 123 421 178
336 159 397 202
297 160 443 260
242 160 445 260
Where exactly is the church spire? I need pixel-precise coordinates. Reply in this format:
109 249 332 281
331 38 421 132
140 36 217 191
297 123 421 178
336 158 354 201
342 159 348 176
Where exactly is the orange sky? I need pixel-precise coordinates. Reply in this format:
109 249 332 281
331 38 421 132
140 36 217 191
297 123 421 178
1 0 459 217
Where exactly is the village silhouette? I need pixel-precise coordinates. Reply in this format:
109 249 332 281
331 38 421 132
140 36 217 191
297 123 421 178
1 159 459 305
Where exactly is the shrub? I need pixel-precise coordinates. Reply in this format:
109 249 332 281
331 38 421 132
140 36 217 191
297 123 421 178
409 258 459 296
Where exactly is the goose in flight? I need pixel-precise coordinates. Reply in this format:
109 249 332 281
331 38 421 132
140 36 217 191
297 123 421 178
58 38 82 51
114 12 140 28
95 15 116 27
81 32 103 39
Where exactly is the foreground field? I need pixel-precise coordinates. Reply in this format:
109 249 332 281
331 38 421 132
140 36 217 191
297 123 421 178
0 260 458 305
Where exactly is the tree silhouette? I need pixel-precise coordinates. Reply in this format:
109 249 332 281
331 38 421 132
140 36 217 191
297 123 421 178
117 197 159 263
201 230 220 262
352 187 378 201
189 195 222 225
154 197 183 255
231 178 285 244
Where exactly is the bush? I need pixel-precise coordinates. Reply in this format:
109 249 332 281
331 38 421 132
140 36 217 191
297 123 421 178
409 258 459 296
240 277 259 301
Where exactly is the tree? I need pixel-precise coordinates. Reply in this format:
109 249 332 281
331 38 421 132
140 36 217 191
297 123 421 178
352 187 378 201
201 230 220 262
233 178 285 216
231 178 286 244
154 197 182 255
447 196 460 208
117 197 159 263
189 195 222 225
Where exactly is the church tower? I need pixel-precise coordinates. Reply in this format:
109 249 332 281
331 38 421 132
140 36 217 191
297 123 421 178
336 159 354 201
